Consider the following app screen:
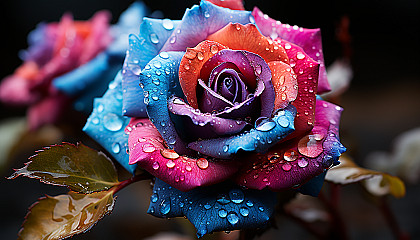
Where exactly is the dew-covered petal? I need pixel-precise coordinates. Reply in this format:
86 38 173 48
27 90 71 130
234 99 346 193
188 105 296 159
275 39 319 140
148 179 277 237
179 40 228 109
168 96 248 139
83 72 136 174
122 17 180 117
140 51 192 155
160 0 252 53
252 7 330 93
127 118 238 191
206 0 245 10
207 23 288 65
268 61 298 110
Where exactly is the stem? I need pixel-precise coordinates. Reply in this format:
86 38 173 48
378 197 410 240
112 172 152 194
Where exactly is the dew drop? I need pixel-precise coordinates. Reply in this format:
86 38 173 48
160 149 179 159
91 117 99 125
151 193 158 203
143 144 156 153
284 149 298 162
197 52 204 61
246 200 254 207
160 199 171 215
258 206 265 212
296 52 305 60
162 19 174 30
112 143 121 154
284 43 291 50
159 52 169 59
256 119 276 131
227 212 239 225
277 116 289 128
240 207 249 217
218 209 228 218
166 159 176 168
282 163 292 171
204 11 210 18
229 189 244 204
152 161 160 170
153 61 162 69
297 158 308 168
169 36 176 44
223 145 229 152
204 203 212 210
217 194 230 205
210 45 219 54
97 104 104 113
255 64 262 75
150 33 159 44
103 113 123 131
184 49 197 59
196 158 209 169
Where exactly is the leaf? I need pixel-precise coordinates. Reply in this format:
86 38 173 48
325 154 406 198
9 142 119 193
18 191 115 240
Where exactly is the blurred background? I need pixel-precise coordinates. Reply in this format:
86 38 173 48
0 0 419 239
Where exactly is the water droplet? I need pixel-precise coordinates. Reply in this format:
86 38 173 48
229 189 244 204
151 193 158 203
218 209 228 218
284 43 291 50
240 207 249 217
112 143 120 153
91 117 99 124
258 206 265 212
256 119 276 131
296 52 305 60
196 158 209 169
184 64 190 70
166 159 176 168
143 144 156 153
159 52 169 59
185 165 192 171
227 212 239 225
204 11 210 18
97 104 104 113
152 161 160 170
210 45 219 54
284 149 298 162
235 24 241 30
255 64 262 75
184 49 197 59
282 163 292 171
277 116 289 128
169 36 176 44
223 145 229 152
217 194 230 205
103 113 123 131
153 61 162 69
150 33 159 44
204 204 212 210
160 199 171 215
160 149 179 159
197 52 204 60
246 200 254 207
297 158 308 168
162 19 174 30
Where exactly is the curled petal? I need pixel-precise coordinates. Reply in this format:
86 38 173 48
148 179 277 237
188 105 296 159
83 72 136 174
207 23 288 64
127 118 238 191
252 7 330 93
206 0 245 10
268 61 298 110
168 96 248 139
234 99 346 193
160 0 252 52
276 39 319 140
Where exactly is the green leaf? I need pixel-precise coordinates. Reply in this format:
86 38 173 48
9 142 119 193
18 191 115 240
325 154 406 198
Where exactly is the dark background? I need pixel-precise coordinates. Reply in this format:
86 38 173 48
0 0 419 239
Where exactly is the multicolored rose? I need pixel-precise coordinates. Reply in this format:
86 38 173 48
84 0 346 236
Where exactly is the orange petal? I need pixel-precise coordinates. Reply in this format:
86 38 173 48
179 40 228 108
15 61 40 81
268 61 298 110
207 23 289 64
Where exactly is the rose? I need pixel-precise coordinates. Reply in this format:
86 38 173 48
84 0 346 236
0 3 147 129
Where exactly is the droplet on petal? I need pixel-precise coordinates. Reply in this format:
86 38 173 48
297 158 309 168
160 149 180 159
210 45 219 54
227 212 239 225
298 134 324 158
283 149 298 162
150 33 159 44
103 113 123 131
162 19 174 30
166 159 176 168
196 158 209 169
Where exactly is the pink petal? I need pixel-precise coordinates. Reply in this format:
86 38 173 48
127 118 239 191
252 7 330 93
205 0 245 10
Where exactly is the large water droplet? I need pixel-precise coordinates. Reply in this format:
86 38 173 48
166 159 176 168
210 45 219 54
229 189 244 204
162 19 174 30
256 118 276 132
218 209 227 218
103 113 123 131
296 52 305 60
112 143 121 154
143 144 156 153
284 149 298 162
159 52 169 59
150 33 159 44
217 194 230 205
160 199 171 215
151 193 158 203
227 212 239 225
240 207 249 217
297 158 308 168
277 116 289 128
196 158 209 169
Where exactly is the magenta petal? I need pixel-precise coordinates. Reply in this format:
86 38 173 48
127 118 239 191
234 99 346 191
168 96 248 139
0 74 40 105
252 7 330 93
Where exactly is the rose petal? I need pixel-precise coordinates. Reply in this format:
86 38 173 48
168 96 248 140
268 61 298 110
21 23 55 65
188 105 296 159
140 51 192 155
0 71 40 105
234 99 346 192
148 178 277 237
207 23 289 64
127 118 238 191
276 39 319 140
206 0 245 10
160 0 252 52
122 18 180 117
83 72 136 174
252 7 330 93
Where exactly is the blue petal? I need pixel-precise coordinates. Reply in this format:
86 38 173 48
107 2 150 57
188 105 296 159
122 18 180 117
83 72 136 174
298 171 327 197
139 51 192 155
160 0 253 52
149 179 276 237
